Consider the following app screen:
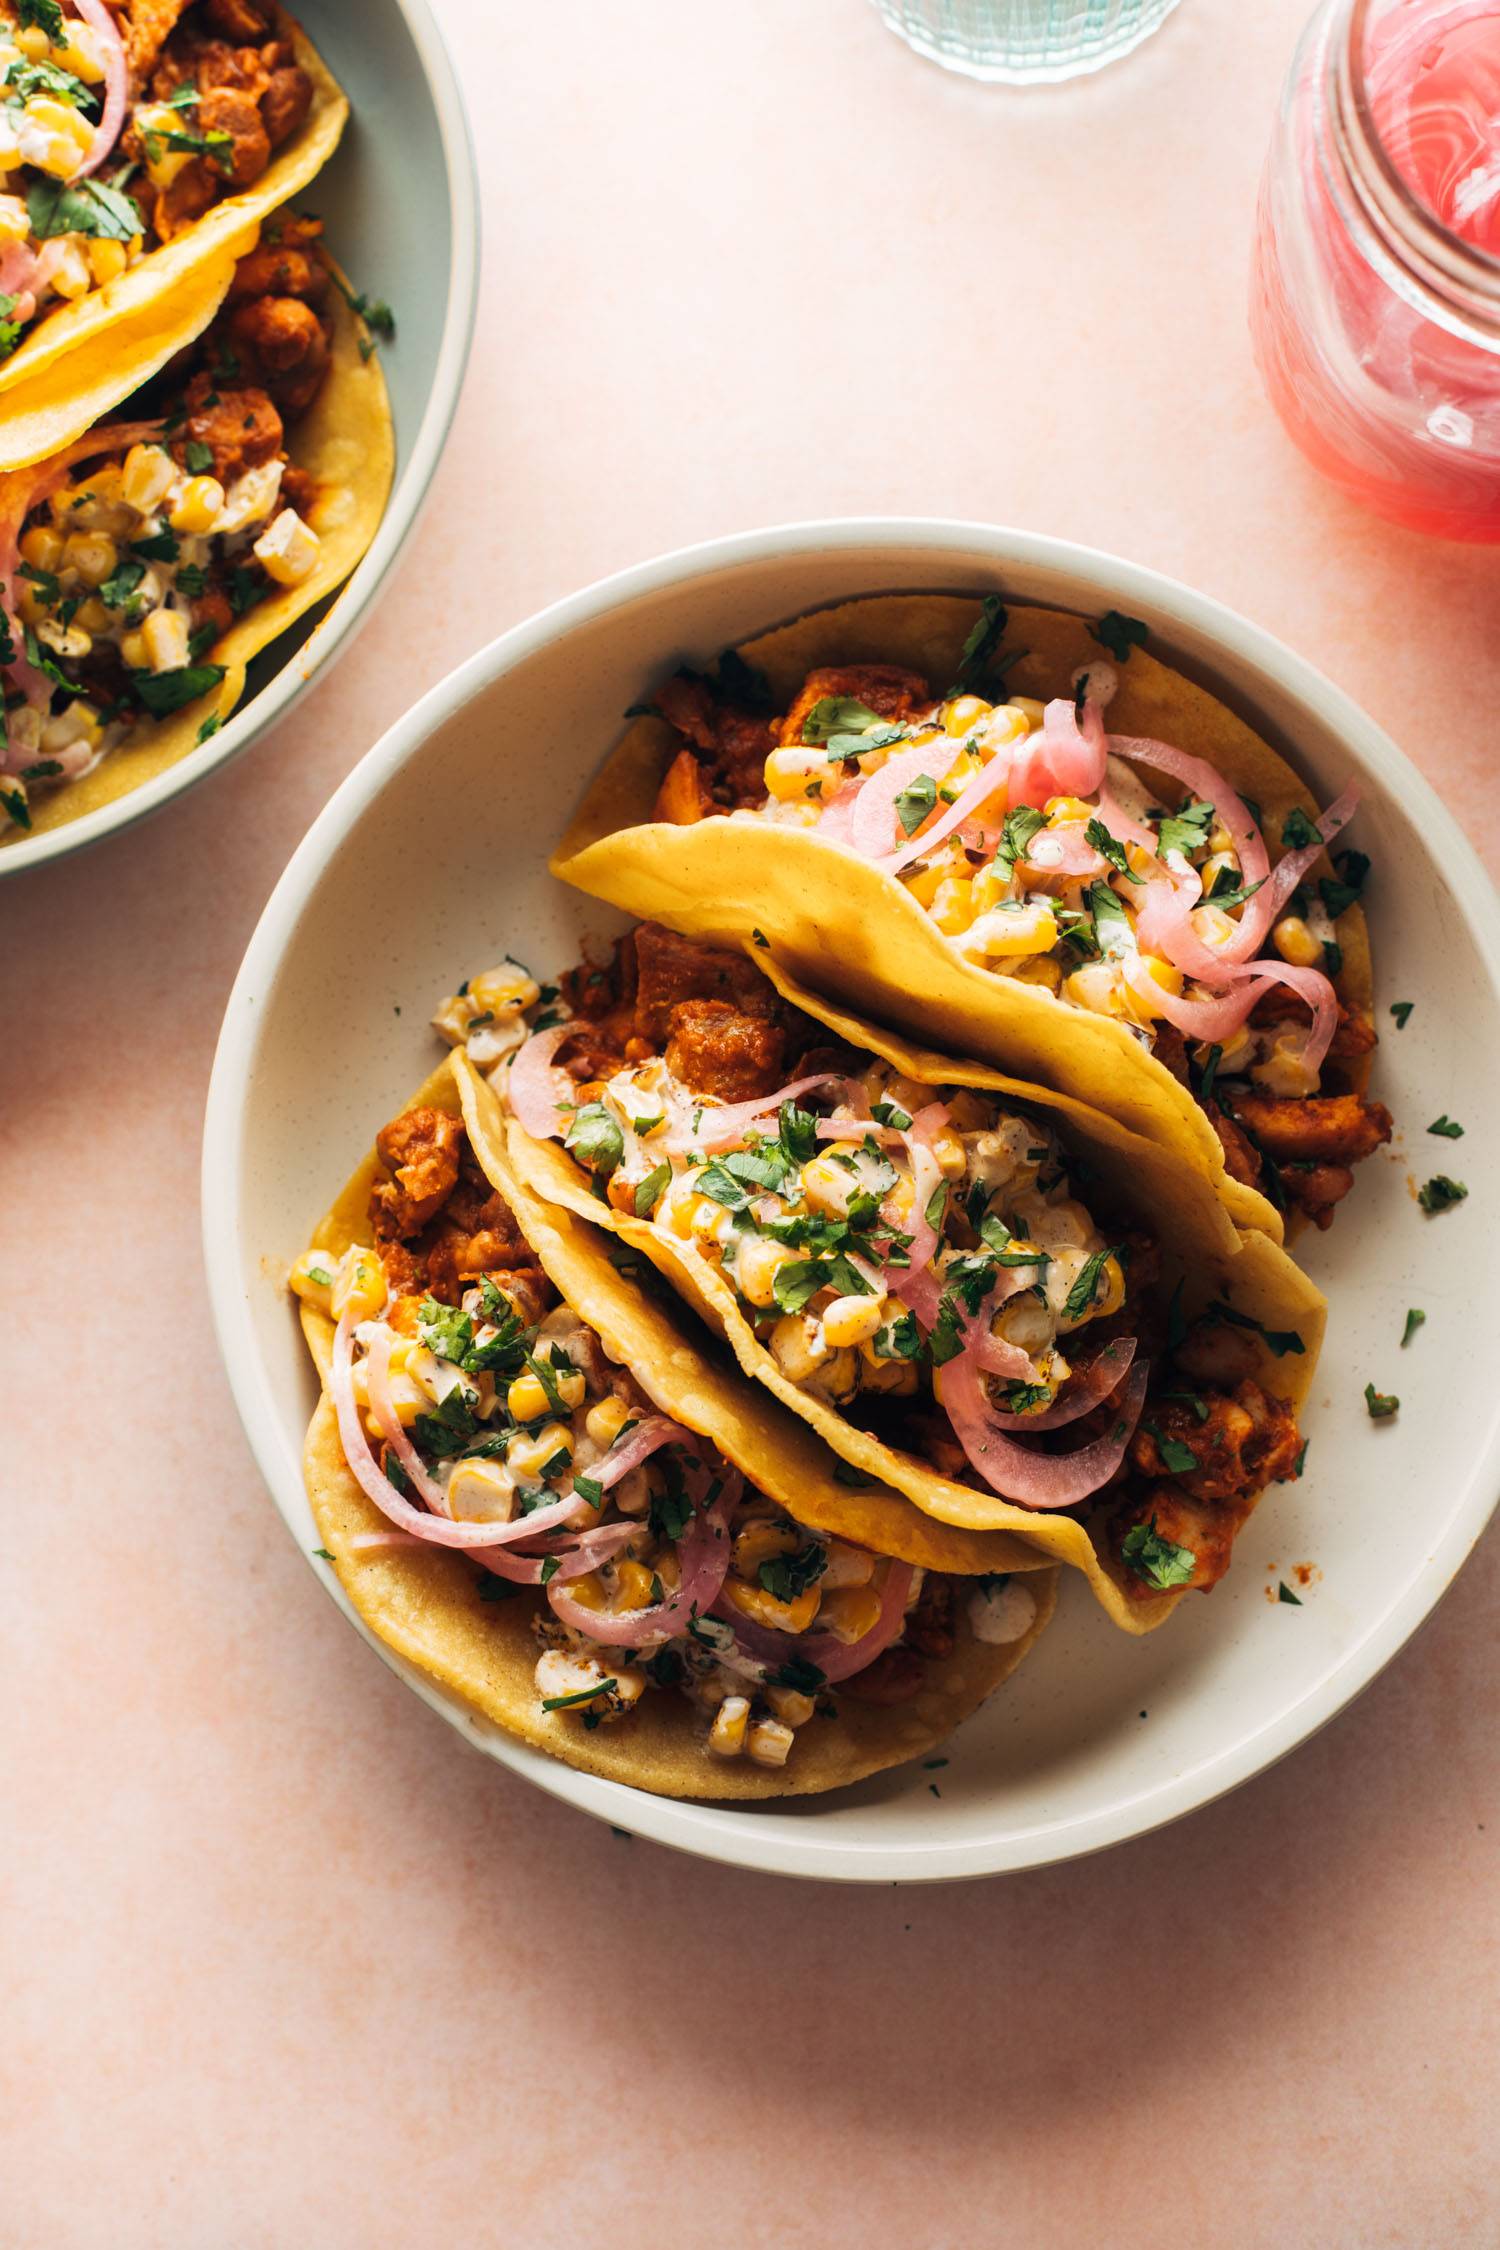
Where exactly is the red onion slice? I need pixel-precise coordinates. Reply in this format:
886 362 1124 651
474 1519 641 1588
849 741 955 859
1025 819 1110 881
709 1558 915 1684
1125 955 1339 1074
70 0 128 180
546 1454 740 1646
1005 697 1109 811
676 1074 851 1155
938 1356 1149 1510
505 1022 575 1138
984 1336 1137 1430
1109 734 1271 888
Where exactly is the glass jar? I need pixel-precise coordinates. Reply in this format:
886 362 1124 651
1251 0 1500 540
866 0 1182 84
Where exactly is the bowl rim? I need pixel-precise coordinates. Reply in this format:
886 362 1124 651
0 0 481 882
203 514 1500 1884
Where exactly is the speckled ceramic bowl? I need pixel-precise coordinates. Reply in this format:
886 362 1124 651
204 520 1500 1883
2 0 479 878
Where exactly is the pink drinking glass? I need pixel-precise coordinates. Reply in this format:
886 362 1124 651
1251 0 1500 540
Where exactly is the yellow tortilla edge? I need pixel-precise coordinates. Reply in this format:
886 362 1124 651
553 593 1377 1244
10 257 394 844
296 1057 1058 1800
0 9 348 465
493 961 1326 1636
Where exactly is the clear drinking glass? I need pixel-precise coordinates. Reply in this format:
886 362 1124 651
867 0 1183 82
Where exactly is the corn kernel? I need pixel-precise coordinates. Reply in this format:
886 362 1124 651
141 606 190 674
821 1539 876 1589
122 443 176 515
930 875 974 934
764 1684 815 1727
0 196 21 244
721 1573 821 1634
613 1560 658 1611
55 26 105 81
945 693 991 735
62 529 117 588
769 1311 831 1385
87 236 127 288
1010 696 1046 728
733 1232 792 1309
535 1649 608 1708
331 1246 386 1323
965 902 1058 960
821 1291 884 1349
801 1151 859 1219
36 616 89 659
119 628 149 671
584 1396 631 1449
764 744 824 801
47 236 91 295
1045 795 1094 826
1207 819 1234 855
1121 952 1186 1026
818 1585 883 1644
708 1696 750 1757
171 475 225 536
1063 961 1125 1016
74 596 110 634
929 1125 967 1180
19 523 62 573
288 1248 337 1312
732 1520 800 1579
507 1371 550 1423
14 25 49 59
564 1570 607 1613
1272 914 1322 969
506 1423 572 1480
468 961 540 1017
746 1718 794 1768
446 1459 516 1525
253 506 321 587
40 702 99 754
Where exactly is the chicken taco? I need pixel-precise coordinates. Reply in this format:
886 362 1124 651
0 0 346 469
291 1056 1058 1801
552 595 1392 1241
0 212 392 840
438 923 1326 1635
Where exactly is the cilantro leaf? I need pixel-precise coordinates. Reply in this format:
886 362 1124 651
633 1160 670 1215
995 803 1046 873
184 439 215 476
1085 817 1142 883
129 664 226 717
1278 1581 1302 1606
800 695 884 744
564 1101 624 1178
1390 1000 1414 1029
1400 1308 1425 1349
1142 1422 1199 1474
1418 1175 1466 1213
1063 1246 1118 1322
758 1544 827 1603
1094 609 1148 662
767 1655 826 1694
1121 1517 1197 1591
1156 798 1214 860
18 0 65 39
417 1296 474 1364
952 594 1009 692
894 771 937 836
541 1679 616 1712
777 1099 817 1167
1364 1383 1399 1421
412 1389 479 1458
1427 1115 1463 1139
1205 1299 1304 1356
1280 807 1321 850
27 175 141 243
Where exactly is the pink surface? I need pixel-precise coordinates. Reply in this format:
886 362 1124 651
7 2 1499 2242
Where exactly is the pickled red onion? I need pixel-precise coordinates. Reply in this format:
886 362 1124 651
849 741 954 859
1125 956 1339 1074
1026 821 1110 880
546 1454 739 1645
1005 696 1109 811
506 1022 575 1138
938 1356 1149 1510
709 1558 914 1684
984 1335 1137 1430
1108 735 1271 888
682 1074 851 1154
71 0 128 180
363 1325 451 1515
474 1519 640 1588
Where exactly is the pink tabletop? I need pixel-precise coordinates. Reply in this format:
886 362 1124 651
8 2 1499 2242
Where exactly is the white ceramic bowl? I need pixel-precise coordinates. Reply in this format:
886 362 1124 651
3 0 479 879
204 520 1500 1883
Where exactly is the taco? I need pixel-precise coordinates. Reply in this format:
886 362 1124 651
552 594 1393 1241
0 0 346 469
0 211 392 840
291 1056 1058 1801
436 923 1326 1635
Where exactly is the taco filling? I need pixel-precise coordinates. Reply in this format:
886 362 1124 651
438 925 1308 1600
0 0 316 355
0 212 336 825
293 1099 1043 1773
640 635 1392 1229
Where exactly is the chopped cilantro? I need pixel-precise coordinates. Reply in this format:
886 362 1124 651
196 715 221 745
1418 1175 1467 1214
800 694 885 744
564 1101 624 1177
417 1296 475 1364
1062 1245 1118 1322
1094 608 1148 661
1142 1423 1199 1474
541 1679 616 1712
1390 1000 1414 1029
539 1556 560 1586
27 174 141 243
767 1655 826 1694
1197 1042 1223 1105
758 1544 827 1603
1364 1383 1399 1421
1121 1517 1197 1591
1085 817 1142 883
951 594 1011 693
18 0 66 37
1156 798 1215 860
183 439 215 476
633 1160 670 1215
1205 866 1265 911
1278 1581 1302 1606
412 1389 479 1457
872 1310 922 1360
995 803 1046 873
894 770 938 836
130 527 180 564
1427 1115 1463 1139
312 1547 334 1561
777 1099 817 1167
1400 1308 1425 1349
0 290 20 358
1280 807 1321 850
1087 880 1131 956
1205 1299 1304 1356
872 1100 912 1131
129 664 226 716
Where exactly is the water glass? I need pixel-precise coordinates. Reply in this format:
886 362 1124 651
867 0 1183 83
